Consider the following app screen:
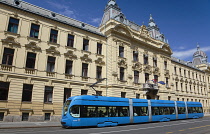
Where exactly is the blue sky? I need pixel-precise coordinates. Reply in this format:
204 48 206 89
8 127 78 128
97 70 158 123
23 0 210 62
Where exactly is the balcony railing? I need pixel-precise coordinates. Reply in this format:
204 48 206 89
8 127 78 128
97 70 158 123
143 83 159 90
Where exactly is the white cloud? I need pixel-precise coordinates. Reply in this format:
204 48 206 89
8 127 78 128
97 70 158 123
47 1 75 18
172 46 210 60
91 18 101 24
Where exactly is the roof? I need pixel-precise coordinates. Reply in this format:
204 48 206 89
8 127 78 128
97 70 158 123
0 0 105 37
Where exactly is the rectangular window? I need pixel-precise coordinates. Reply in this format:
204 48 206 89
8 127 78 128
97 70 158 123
133 51 138 62
65 60 73 74
133 107 148 116
154 75 158 84
179 68 182 76
44 86 53 103
121 92 126 98
83 39 89 51
49 29 58 43
81 89 88 95
144 54 148 65
0 82 10 100
136 94 140 99
22 113 29 121
67 34 74 47
120 67 125 81
188 71 190 78
44 113 51 121
166 77 169 88
63 88 71 103
174 67 177 75
30 23 40 38
164 61 167 69
96 91 102 96
176 82 178 91
119 46 124 57
184 70 186 77
0 112 4 121
2 48 14 65
25 52 36 69
82 63 88 77
134 70 139 83
22 84 33 102
97 43 102 55
153 57 157 67
7 17 19 33
47 56 55 72
96 66 102 79
145 73 149 83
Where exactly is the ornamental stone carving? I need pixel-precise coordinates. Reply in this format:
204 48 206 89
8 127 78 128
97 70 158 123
2 36 21 48
25 42 41 52
118 59 127 68
64 50 77 60
80 54 92 63
175 77 179 81
153 67 160 76
139 25 150 38
46 46 60 55
143 65 152 74
95 57 105 65
180 78 184 82
132 62 142 72
164 70 170 78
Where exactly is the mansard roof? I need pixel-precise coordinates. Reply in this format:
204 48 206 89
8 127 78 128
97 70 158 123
0 0 105 37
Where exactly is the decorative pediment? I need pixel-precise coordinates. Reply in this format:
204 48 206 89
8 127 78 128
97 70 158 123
153 67 160 76
1 36 21 48
180 78 184 82
143 65 152 74
46 46 60 55
25 42 41 52
80 54 92 63
185 79 188 83
161 44 173 54
64 50 77 60
132 62 142 72
118 59 127 68
95 58 105 65
175 77 179 81
189 80 192 84
114 24 132 37
139 25 150 38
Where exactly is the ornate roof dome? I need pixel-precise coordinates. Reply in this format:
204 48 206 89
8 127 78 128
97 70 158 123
192 44 208 66
193 45 207 58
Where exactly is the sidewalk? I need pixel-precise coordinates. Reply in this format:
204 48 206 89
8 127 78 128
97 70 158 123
0 114 210 129
0 121 61 129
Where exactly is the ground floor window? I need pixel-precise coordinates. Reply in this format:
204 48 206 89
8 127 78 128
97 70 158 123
45 113 51 121
22 113 29 121
0 112 4 121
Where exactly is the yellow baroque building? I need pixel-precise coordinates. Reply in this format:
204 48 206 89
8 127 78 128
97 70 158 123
0 0 209 122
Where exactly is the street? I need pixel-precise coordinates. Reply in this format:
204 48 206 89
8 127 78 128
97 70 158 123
1 117 210 134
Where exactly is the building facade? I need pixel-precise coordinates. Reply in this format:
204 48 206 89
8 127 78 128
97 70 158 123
0 0 209 122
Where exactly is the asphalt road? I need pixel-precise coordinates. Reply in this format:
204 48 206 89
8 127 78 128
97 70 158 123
1 117 210 134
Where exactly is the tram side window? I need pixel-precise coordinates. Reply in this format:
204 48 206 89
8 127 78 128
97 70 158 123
133 107 148 116
80 106 97 117
70 106 80 117
188 107 203 113
178 107 186 114
152 107 175 115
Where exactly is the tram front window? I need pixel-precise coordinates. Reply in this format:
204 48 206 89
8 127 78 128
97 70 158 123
70 106 80 117
63 100 71 116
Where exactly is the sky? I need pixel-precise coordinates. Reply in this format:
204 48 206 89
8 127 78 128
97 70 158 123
23 0 210 62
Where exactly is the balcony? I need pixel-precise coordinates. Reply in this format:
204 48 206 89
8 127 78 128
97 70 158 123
143 83 159 95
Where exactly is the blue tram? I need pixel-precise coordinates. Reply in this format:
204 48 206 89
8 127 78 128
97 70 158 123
61 95 203 128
